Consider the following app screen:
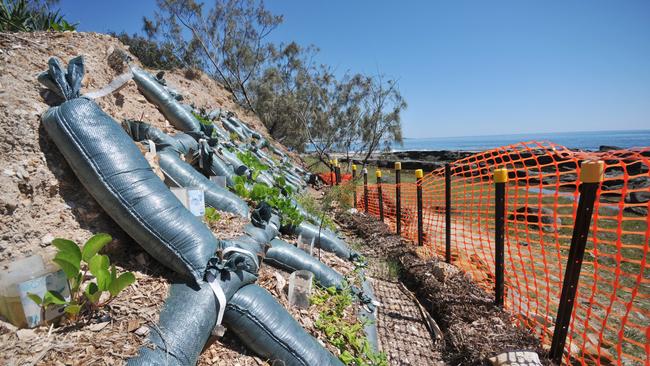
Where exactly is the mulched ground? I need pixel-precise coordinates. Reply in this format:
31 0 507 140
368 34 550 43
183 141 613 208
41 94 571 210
337 210 549 366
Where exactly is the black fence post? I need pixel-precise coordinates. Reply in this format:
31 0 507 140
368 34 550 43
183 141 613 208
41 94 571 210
550 161 604 364
395 162 402 235
416 169 424 246
334 159 341 185
376 170 384 221
352 164 357 209
445 163 452 263
363 168 369 213
329 160 334 186
494 168 508 307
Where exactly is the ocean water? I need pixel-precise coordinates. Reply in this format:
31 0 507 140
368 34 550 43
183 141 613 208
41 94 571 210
394 130 650 152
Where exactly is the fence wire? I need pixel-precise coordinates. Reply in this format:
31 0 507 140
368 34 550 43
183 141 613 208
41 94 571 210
354 141 649 365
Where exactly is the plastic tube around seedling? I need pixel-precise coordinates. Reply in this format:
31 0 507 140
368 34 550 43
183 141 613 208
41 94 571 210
288 270 314 309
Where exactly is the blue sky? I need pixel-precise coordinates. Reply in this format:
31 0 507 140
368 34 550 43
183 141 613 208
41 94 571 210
58 0 650 139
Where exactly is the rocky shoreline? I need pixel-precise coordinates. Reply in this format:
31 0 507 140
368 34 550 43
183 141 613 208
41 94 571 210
332 150 474 171
330 145 635 171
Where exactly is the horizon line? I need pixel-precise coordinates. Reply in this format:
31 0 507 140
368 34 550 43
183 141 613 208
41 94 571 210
402 128 650 141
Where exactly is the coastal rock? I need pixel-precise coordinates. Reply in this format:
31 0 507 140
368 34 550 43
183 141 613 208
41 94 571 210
508 206 560 233
625 191 650 204
599 145 622 152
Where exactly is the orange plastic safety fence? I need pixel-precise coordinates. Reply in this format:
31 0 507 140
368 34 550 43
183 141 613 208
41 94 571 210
353 141 649 365
318 172 352 185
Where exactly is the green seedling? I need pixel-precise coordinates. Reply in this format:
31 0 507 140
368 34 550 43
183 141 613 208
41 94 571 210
28 233 136 320
310 277 388 366
228 155 304 227
204 206 221 223
191 111 213 126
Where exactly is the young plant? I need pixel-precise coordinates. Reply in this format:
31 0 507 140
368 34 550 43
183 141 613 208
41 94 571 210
232 175 250 198
191 111 213 126
311 280 388 366
28 233 136 319
237 151 269 181
228 159 304 227
204 206 222 223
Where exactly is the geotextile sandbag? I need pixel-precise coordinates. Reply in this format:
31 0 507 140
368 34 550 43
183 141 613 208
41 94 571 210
359 278 379 352
219 147 249 176
122 119 179 151
158 150 249 217
293 222 357 260
127 272 256 365
225 284 344 366
40 56 217 284
265 238 344 289
131 66 201 132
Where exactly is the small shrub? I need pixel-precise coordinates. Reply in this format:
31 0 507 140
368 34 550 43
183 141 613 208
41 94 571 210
311 277 388 366
1 0 76 32
227 154 304 227
28 233 136 320
113 32 182 70
204 206 221 223
322 182 356 211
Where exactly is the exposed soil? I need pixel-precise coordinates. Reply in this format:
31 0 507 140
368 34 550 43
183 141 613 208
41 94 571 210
0 31 303 365
337 211 548 365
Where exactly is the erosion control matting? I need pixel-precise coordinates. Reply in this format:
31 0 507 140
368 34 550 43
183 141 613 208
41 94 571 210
370 277 443 365
337 211 547 366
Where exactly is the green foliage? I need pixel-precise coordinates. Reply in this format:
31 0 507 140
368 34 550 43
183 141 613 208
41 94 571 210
1 0 76 32
232 175 250 198
145 0 283 110
191 111 213 126
322 182 356 211
296 193 336 230
311 281 388 366
28 233 136 320
237 151 268 173
112 32 182 70
204 206 221 223
228 155 303 227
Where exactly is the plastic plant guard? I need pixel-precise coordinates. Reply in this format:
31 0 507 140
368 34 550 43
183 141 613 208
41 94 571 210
288 270 314 309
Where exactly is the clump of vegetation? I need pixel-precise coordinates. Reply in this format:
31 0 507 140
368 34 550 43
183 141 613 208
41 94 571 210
204 206 221 223
191 111 213 126
113 32 182 70
1 0 76 32
322 182 357 211
311 281 387 366
296 193 336 230
28 233 136 320
229 151 303 227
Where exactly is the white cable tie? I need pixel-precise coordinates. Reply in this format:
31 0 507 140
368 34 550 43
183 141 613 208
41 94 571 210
147 140 156 154
83 70 133 99
206 272 227 324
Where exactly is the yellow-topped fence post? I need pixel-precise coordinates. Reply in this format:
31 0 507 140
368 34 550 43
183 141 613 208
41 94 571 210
550 160 604 364
376 169 384 221
493 167 508 307
415 169 424 246
395 162 402 235
445 163 452 263
352 164 357 209
363 168 369 213
334 159 340 185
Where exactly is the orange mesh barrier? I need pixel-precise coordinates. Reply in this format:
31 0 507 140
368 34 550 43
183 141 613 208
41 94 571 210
318 172 352 185
353 141 649 365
